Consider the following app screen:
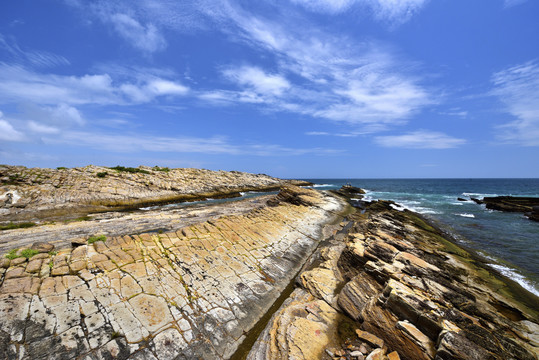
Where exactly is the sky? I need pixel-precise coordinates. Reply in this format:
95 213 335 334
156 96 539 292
0 0 538 178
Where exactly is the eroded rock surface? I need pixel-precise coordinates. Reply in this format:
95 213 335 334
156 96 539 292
0 186 345 359
0 165 310 222
248 198 539 360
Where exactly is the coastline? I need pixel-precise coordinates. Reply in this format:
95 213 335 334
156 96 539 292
0 168 537 359
304 178 539 300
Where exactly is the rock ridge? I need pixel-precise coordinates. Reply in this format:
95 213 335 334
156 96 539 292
0 186 347 359
0 165 310 223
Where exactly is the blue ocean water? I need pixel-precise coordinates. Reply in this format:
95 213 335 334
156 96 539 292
304 179 539 297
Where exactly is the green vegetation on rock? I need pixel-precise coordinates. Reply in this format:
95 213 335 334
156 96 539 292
20 249 39 259
96 171 108 178
153 166 171 172
109 166 150 174
0 222 36 231
88 234 107 244
5 249 19 260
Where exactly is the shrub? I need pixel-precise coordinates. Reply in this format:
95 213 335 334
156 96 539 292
88 235 107 244
5 249 18 260
57 167 67 170
20 249 39 259
153 166 170 172
96 172 108 178
109 166 150 174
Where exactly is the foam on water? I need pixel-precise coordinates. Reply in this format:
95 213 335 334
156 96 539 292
488 264 539 297
456 213 475 218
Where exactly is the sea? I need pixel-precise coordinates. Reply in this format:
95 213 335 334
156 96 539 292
304 178 539 297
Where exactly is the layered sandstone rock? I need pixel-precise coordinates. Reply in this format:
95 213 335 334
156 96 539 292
0 186 346 359
247 199 539 360
0 165 310 222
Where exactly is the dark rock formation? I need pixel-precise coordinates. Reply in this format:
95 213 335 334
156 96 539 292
475 196 539 222
332 185 366 199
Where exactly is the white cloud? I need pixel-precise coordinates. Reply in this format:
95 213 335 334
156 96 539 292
147 79 189 96
0 64 189 106
491 60 539 146
223 66 290 96
504 0 528 8
0 34 70 68
24 104 85 127
27 121 61 134
290 0 429 24
374 130 466 149
41 130 339 156
108 13 167 53
0 112 25 142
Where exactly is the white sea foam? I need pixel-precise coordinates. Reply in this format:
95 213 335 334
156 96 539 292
240 192 246 196
451 202 464 206
456 213 475 218
462 192 499 198
488 264 539 297
390 202 441 215
308 183 334 188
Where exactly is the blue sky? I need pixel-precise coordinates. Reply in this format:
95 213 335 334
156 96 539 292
0 0 538 178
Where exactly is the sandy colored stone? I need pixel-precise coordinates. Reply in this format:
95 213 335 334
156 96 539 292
10 257 27 266
128 294 174 333
395 252 440 272
387 351 401 360
396 321 436 358
356 329 384 349
25 258 43 273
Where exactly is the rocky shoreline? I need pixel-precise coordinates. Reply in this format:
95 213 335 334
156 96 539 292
0 165 310 223
0 169 537 359
246 195 539 360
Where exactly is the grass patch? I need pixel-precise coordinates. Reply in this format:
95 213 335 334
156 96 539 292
56 167 67 170
5 249 19 260
20 249 39 259
88 234 107 244
109 166 150 174
48 250 58 256
153 166 170 172
96 171 108 178
0 222 36 231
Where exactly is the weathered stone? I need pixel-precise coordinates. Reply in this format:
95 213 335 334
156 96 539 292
31 242 55 253
25 258 43 273
366 348 386 360
10 257 26 266
337 275 381 321
396 320 436 358
356 329 384 348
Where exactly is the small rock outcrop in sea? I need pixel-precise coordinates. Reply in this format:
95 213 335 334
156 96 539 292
0 186 346 359
248 198 539 360
0 165 311 223
471 196 539 222
332 185 366 199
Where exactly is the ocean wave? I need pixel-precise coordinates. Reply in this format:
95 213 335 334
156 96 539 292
390 202 441 215
462 192 499 199
310 184 334 188
488 264 539 297
451 202 464 206
456 213 475 218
